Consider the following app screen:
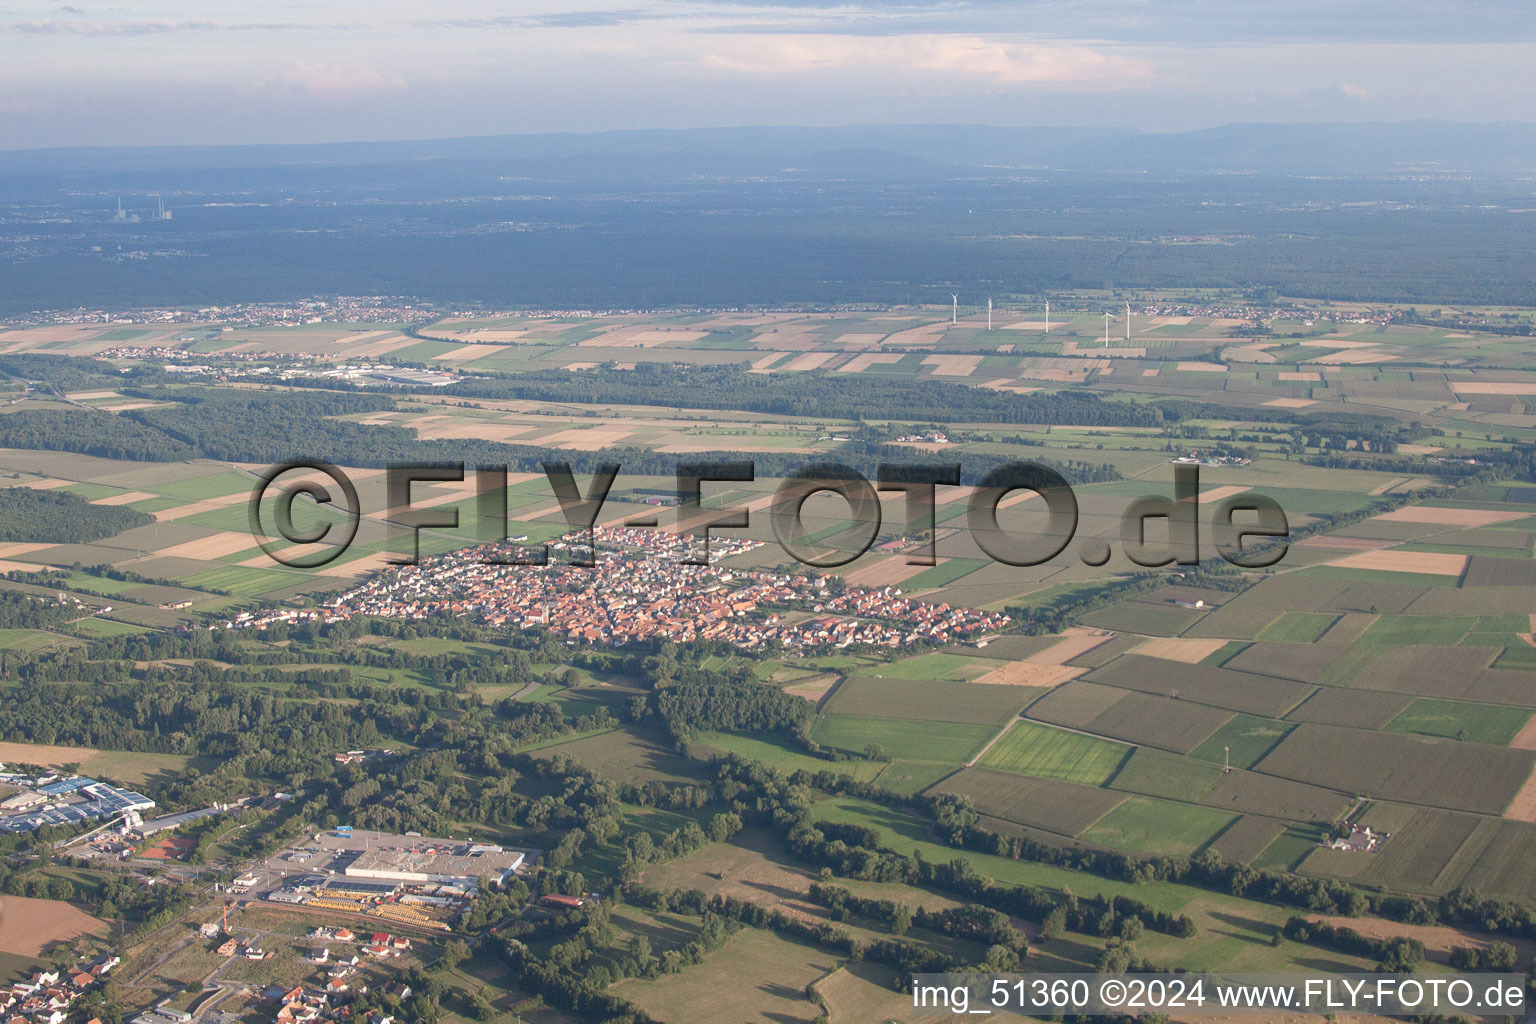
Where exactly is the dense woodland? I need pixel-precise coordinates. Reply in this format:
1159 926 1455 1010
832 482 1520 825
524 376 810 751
0 487 153 544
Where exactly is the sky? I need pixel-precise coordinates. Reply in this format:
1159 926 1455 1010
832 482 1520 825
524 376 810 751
2 0 1534 149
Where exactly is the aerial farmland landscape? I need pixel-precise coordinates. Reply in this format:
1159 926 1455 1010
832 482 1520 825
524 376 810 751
4 2 1536 1023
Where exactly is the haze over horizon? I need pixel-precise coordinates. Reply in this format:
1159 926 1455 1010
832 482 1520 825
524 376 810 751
4 0 1535 149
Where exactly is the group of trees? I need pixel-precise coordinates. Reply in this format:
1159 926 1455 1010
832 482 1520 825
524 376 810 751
0 487 152 544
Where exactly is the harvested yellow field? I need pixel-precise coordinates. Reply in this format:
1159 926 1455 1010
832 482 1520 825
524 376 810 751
1449 381 1536 395
1376 506 1529 526
1278 371 1322 381
1134 637 1229 663
580 326 707 347
1314 347 1396 364
538 426 636 449
0 542 56 558
5 478 73 490
149 490 252 522
1504 768 1536 823
1330 549 1468 576
922 354 983 376
155 531 261 561
751 352 792 371
784 674 839 704
1023 629 1116 665
840 557 934 588
1264 397 1317 408
1142 368 1160 377
973 661 1081 687
837 352 904 373
91 490 156 506
779 352 837 371
881 322 947 346
0 895 107 957
411 418 537 442
1190 484 1250 504
65 389 122 401
562 361 599 371
0 739 98 767
977 379 1039 393
432 343 511 361
1176 361 1228 372
1509 716 1536 753
832 333 886 350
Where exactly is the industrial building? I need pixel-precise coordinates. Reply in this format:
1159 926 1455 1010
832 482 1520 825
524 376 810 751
0 778 155 834
342 839 525 888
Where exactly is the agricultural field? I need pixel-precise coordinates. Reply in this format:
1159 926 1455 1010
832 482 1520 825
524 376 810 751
611 928 838 1024
930 767 1128 837
809 714 997 763
1077 797 1239 858
977 720 1130 785
1385 698 1534 745
821 674 1027 724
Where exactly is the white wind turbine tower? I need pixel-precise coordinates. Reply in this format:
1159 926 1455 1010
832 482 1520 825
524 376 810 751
951 294 958 325
1125 301 1131 341
1102 311 1113 347
987 298 992 331
1044 298 1050 335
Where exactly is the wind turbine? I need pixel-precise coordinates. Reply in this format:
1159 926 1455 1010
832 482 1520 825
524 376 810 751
951 295 958 325
1102 312 1113 347
1125 301 1131 341
987 298 992 331
1044 298 1050 335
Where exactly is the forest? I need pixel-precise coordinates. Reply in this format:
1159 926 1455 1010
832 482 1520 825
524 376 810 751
0 486 153 544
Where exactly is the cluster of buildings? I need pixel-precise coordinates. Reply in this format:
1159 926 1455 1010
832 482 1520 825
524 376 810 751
1171 450 1253 468
1 297 434 330
0 955 118 1024
268 985 404 1024
0 770 154 834
307 365 456 388
227 526 1007 650
1327 822 1389 853
259 832 526 932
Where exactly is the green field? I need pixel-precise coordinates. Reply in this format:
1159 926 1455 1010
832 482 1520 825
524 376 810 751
1256 611 1340 644
809 714 997 763
1385 698 1533 745
0 628 66 653
822 675 1027 725
1356 615 1476 646
1078 797 1239 858
179 565 298 596
978 720 1130 785
1191 716 1295 770
931 767 1127 837
1108 747 1223 802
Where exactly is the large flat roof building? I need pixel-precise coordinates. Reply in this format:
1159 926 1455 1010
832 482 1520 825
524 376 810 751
343 839 525 888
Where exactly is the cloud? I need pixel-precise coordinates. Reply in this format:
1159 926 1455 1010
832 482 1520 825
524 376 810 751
701 34 1151 87
1338 81 1375 101
6 18 220 35
261 61 407 98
